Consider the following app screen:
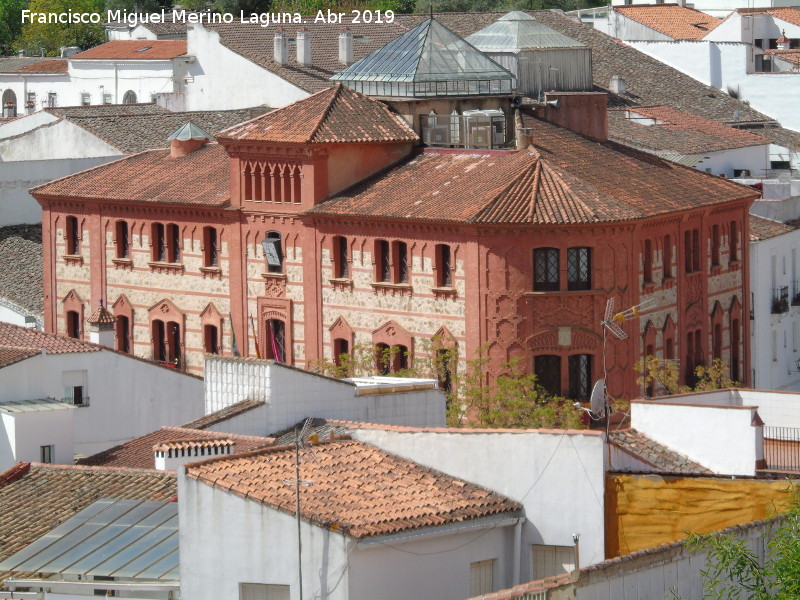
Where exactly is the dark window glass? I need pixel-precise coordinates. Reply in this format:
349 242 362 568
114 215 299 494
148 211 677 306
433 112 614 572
168 224 180 263
204 325 219 354
168 321 181 367
692 229 701 272
663 235 672 279
395 241 409 283
66 216 79 255
376 342 391 375
66 310 80 339
567 247 591 291
731 319 740 382
379 240 390 282
684 230 692 273
711 225 720 267
334 236 349 279
568 354 592 400
205 227 218 267
730 221 738 261
153 320 166 362
438 244 452 287
116 221 129 259
534 248 559 291
154 223 166 262
644 240 653 283
534 354 561 397
116 315 130 353
333 338 349 367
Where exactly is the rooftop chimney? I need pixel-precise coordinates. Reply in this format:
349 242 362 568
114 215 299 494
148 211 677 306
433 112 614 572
339 27 353 65
297 28 312 67
274 28 288 66
609 75 628 96
86 299 116 347
168 122 211 158
777 30 791 51
154 439 235 471
538 92 608 141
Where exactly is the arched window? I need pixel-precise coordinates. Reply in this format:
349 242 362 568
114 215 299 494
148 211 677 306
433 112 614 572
122 90 137 104
2 89 17 117
265 318 286 362
262 231 283 274
116 315 131 353
375 343 391 375
115 220 129 259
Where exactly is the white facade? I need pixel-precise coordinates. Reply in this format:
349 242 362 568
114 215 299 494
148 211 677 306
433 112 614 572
179 473 518 600
0 298 42 329
0 399 74 468
0 349 204 460
690 144 769 178
203 357 446 436
749 223 800 392
0 73 72 119
607 10 674 41
349 428 606 574
183 24 307 111
630 396 763 475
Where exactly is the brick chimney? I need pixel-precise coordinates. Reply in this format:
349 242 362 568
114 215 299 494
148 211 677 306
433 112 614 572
339 27 353 65
168 122 211 157
154 438 235 471
274 28 288 66
537 92 608 141
297 28 312 67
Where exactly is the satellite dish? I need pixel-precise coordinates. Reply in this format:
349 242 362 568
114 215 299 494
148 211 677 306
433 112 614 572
589 378 606 419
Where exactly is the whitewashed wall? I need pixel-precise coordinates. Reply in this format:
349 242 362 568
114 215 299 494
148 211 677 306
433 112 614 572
608 12 671 41
631 400 760 474
179 472 517 600
0 75 73 117
750 226 800 392
68 60 180 106
349 428 606 578
203 357 446 436
0 350 204 456
737 389 800 427
0 405 74 470
184 24 308 110
692 144 769 178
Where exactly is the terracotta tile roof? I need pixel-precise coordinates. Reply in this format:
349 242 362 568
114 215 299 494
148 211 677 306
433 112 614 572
153 438 234 452
737 7 800 27
314 114 757 224
608 106 771 154
752 124 800 151
13 59 68 74
186 439 522 539
66 107 269 154
270 417 352 446
78 426 273 469
0 462 176 581
0 348 39 369
608 428 712 474
44 104 168 119
613 4 721 40
0 224 42 319
31 143 230 207
0 322 100 361
749 215 797 241
218 85 416 144
86 304 116 325
71 40 187 60
181 399 266 430
0 57 67 74
766 49 800 68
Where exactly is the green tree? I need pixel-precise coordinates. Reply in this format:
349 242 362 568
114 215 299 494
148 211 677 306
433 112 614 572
636 357 738 398
0 0 28 56
679 488 800 599
104 0 173 14
16 0 105 56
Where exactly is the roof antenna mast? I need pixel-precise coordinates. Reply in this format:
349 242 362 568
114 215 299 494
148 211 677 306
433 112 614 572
430 0 434 19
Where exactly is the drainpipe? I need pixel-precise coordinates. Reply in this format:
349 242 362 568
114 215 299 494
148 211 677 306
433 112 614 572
513 519 522 585
114 63 119 103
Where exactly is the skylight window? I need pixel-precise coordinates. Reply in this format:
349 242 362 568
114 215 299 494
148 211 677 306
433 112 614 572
135 46 152 53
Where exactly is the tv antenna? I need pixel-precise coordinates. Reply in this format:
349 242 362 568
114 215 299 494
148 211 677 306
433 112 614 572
281 418 319 600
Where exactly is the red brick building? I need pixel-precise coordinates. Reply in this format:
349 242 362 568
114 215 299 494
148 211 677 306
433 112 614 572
33 85 757 399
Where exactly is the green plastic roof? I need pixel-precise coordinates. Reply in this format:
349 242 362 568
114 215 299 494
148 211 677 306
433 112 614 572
331 18 515 97
466 11 585 51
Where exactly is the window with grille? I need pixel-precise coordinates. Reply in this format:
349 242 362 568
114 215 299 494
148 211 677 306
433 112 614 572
395 241 409 283
204 227 219 267
469 559 495 596
40 445 54 464
567 247 591 290
240 583 290 600
568 354 592 400
534 248 559 291
534 355 561 397
152 223 166 262
168 224 180 263
376 240 390 282
116 221 129 259
436 244 452 287
531 545 575 580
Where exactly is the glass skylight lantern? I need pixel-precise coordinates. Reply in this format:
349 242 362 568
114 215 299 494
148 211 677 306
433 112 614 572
331 18 516 98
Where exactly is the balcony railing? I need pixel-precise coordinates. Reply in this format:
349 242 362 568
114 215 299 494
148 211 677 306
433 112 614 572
772 286 789 314
763 427 800 472
793 280 800 306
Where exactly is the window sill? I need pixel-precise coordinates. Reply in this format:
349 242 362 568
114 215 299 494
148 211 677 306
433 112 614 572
111 257 133 270
662 276 676 289
524 288 603 297
642 281 655 295
371 281 412 296
710 265 722 276
262 272 287 281
330 277 354 291
729 260 741 271
63 254 83 266
200 266 222 279
432 286 457 299
148 261 184 274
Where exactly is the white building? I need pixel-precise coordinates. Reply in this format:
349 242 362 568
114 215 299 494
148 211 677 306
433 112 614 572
0 58 70 119
748 215 800 392
0 320 204 465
